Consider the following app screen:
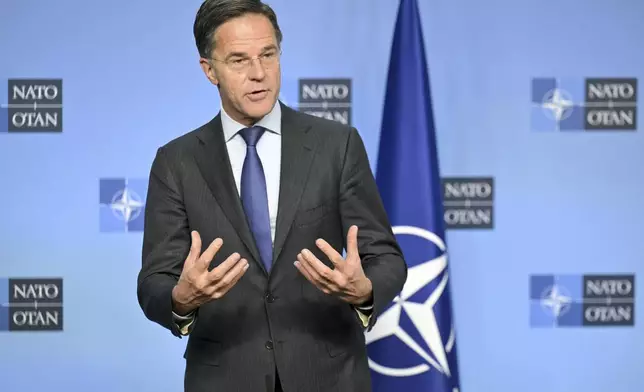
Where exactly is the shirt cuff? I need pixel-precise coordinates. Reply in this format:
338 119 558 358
353 306 373 328
355 303 373 311
172 310 197 336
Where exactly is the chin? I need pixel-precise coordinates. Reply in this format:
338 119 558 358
244 98 276 118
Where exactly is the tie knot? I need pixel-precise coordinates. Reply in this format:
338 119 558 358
239 126 265 147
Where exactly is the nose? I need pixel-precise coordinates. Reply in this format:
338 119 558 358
247 57 266 80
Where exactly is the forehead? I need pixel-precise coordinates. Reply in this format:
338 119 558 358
213 13 277 54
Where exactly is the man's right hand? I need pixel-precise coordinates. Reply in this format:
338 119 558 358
171 230 249 315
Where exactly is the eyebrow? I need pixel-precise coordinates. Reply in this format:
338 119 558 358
225 44 278 59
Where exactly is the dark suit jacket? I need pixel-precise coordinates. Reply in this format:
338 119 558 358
137 102 407 392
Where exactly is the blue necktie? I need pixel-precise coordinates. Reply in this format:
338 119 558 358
239 126 272 271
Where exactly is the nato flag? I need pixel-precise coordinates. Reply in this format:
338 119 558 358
365 0 461 391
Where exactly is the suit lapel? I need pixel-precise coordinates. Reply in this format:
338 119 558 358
272 104 315 265
193 115 264 274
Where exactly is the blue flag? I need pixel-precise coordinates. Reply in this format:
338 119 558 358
365 0 461 391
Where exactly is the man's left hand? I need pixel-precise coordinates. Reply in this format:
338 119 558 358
295 225 373 306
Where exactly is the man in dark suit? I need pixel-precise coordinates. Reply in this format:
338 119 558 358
136 0 407 391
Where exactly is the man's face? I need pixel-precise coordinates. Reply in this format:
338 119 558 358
201 13 281 125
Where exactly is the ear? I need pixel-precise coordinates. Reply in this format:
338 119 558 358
199 58 219 86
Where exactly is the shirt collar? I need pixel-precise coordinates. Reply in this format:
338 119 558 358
220 100 282 142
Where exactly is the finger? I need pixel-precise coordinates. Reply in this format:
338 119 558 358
295 255 330 294
346 225 359 259
186 231 202 265
211 258 249 299
314 238 344 268
198 237 224 270
299 249 336 286
207 251 242 282
294 257 313 281
296 253 319 282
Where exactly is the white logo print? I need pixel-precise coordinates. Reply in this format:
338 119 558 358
109 187 143 222
365 225 457 391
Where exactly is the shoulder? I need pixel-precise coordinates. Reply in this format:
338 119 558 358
153 116 220 159
282 105 370 171
282 104 361 147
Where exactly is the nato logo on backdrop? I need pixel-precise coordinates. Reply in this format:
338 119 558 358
99 178 147 233
0 79 63 133
531 77 637 131
441 177 494 229
0 278 63 332
297 78 352 126
529 274 635 327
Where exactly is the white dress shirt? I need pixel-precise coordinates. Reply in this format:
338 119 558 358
220 101 282 243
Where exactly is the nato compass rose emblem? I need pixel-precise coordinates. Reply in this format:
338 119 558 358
365 225 459 392
109 186 144 223
540 88 574 122
540 284 572 318
99 178 147 232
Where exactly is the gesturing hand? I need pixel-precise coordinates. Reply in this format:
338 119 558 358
295 225 373 306
172 231 249 315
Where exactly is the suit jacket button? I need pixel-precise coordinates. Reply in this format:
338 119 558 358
265 293 275 303
265 340 274 350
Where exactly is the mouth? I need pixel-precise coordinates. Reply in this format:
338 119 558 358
247 89 269 101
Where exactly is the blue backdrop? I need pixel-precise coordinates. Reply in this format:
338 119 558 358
1 0 643 391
